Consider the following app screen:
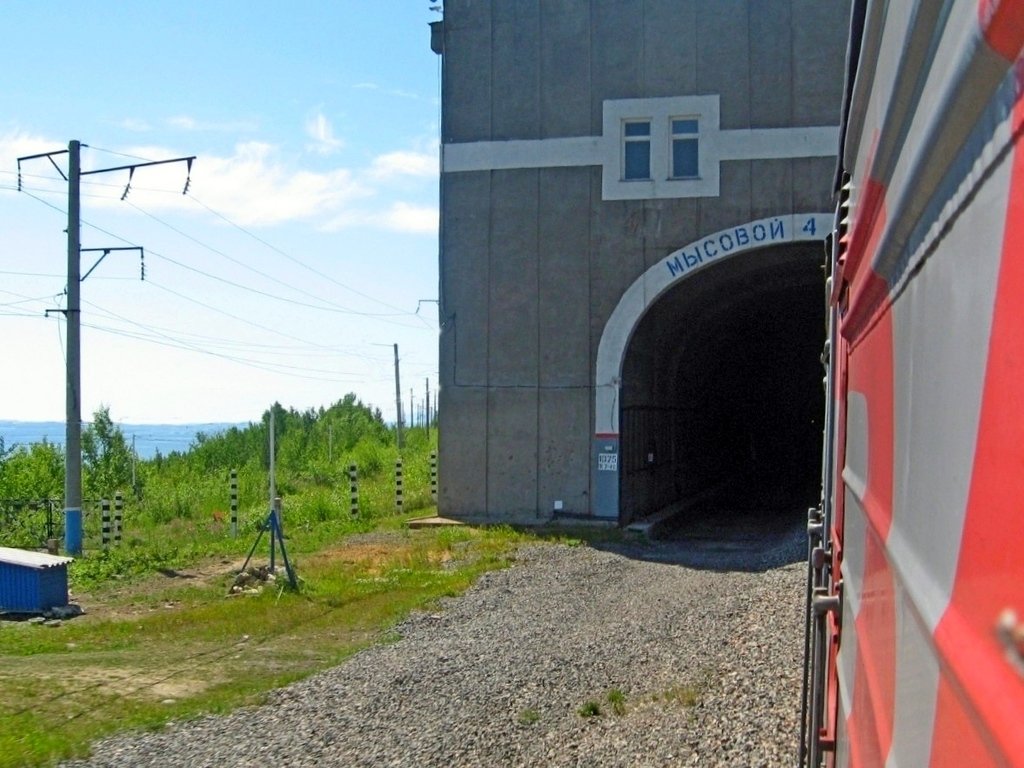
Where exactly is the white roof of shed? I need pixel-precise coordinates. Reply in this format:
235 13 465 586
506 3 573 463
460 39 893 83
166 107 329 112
0 547 74 569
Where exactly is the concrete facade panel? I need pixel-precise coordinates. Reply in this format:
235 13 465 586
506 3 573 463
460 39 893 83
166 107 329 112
643 0 698 97
492 12 541 140
591 0 644 126
441 0 489 31
443 26 491 142
486 388 539 520
751 159 795 220
646 199 701 253
538 167 592 388
696 1 752 129
488 170 539 386
538 388 591 515
750 1 794 128
793 0 850 125
438 386 488 517
441 172 491 387
792 156 838 211
540 3 592 137
698 160 753 234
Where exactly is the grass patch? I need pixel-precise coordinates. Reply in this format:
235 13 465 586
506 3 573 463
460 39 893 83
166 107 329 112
606 687 627 715
658 683 702 708
0 522 532 768
578 699 602 718
517 707 540 725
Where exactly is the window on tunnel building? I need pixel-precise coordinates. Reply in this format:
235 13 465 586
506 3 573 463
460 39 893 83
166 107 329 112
670 118 699 178
623 120 651 180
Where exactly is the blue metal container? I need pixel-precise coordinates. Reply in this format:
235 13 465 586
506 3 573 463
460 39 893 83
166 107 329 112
0 547 73 613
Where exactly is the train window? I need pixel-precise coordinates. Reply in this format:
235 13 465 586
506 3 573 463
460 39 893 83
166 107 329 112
670 118 699 178
623 120 652 180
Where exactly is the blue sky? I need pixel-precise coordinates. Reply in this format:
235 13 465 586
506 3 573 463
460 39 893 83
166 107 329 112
1 1 443 425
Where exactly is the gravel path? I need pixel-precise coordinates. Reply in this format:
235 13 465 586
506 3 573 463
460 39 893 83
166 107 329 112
63 535 808 767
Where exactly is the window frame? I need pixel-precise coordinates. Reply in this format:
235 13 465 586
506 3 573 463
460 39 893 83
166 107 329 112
669 117 700 180
622 119 652 181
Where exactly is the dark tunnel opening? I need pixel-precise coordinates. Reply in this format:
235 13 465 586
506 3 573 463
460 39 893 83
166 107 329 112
619 243 825 533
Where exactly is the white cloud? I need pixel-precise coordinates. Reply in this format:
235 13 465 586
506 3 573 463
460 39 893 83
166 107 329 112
183 141 367 225
381 202 438 233
120 118 152 132
368 150 437 180
324 201 438 235
305 112 344 155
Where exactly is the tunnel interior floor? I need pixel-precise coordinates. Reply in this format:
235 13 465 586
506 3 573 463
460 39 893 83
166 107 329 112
624 504 809 571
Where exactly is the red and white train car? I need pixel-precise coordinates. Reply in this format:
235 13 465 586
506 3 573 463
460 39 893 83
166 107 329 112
803 2 1024 766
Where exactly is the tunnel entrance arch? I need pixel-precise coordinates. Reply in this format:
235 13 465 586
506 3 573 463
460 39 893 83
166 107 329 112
592 213 830 522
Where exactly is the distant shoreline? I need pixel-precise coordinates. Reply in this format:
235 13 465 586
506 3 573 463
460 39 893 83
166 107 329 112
0 421 247 460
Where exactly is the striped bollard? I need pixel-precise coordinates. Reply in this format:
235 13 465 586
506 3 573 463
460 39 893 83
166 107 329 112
101 499 111 550
114 492 123 546
395 459 404 513
349 463 359 517
230 469 238 538
430 451 438 503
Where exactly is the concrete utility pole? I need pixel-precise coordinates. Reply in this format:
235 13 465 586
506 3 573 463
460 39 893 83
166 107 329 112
65 140 83 555
425 378 431 439
269 406 276 506
393 343 404 449
18 140 195 555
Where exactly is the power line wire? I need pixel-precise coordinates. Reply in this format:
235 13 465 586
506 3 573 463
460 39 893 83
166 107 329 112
187 194 433 324
126 199 413 318
14 184 432 329
78 299 364 382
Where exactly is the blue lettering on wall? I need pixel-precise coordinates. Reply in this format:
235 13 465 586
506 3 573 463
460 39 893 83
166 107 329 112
664 217 798 279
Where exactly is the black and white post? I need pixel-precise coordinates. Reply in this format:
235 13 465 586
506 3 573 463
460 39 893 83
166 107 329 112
114 492 123 546
230 469 238 538
349 463 359 517
101 499 111 550
395 459 404 513
430 451 438 504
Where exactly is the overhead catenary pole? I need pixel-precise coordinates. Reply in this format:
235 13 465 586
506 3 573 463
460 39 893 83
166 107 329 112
425 378 431 439
18 140 195 555
393 343 403 449
65 140 83 555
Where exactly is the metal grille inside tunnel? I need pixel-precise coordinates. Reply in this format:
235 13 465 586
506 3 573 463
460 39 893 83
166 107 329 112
619 243 825 534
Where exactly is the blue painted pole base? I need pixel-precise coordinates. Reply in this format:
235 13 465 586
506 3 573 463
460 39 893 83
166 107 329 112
65 508 83 556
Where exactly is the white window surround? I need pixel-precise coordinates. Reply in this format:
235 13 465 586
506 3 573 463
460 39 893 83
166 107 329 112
602 95 719 199
441 94 839 201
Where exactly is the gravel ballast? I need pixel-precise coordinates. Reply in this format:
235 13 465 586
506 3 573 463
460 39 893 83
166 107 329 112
63 536 808 767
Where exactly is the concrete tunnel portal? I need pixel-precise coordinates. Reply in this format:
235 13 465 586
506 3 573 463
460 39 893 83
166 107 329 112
618 242 826 533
